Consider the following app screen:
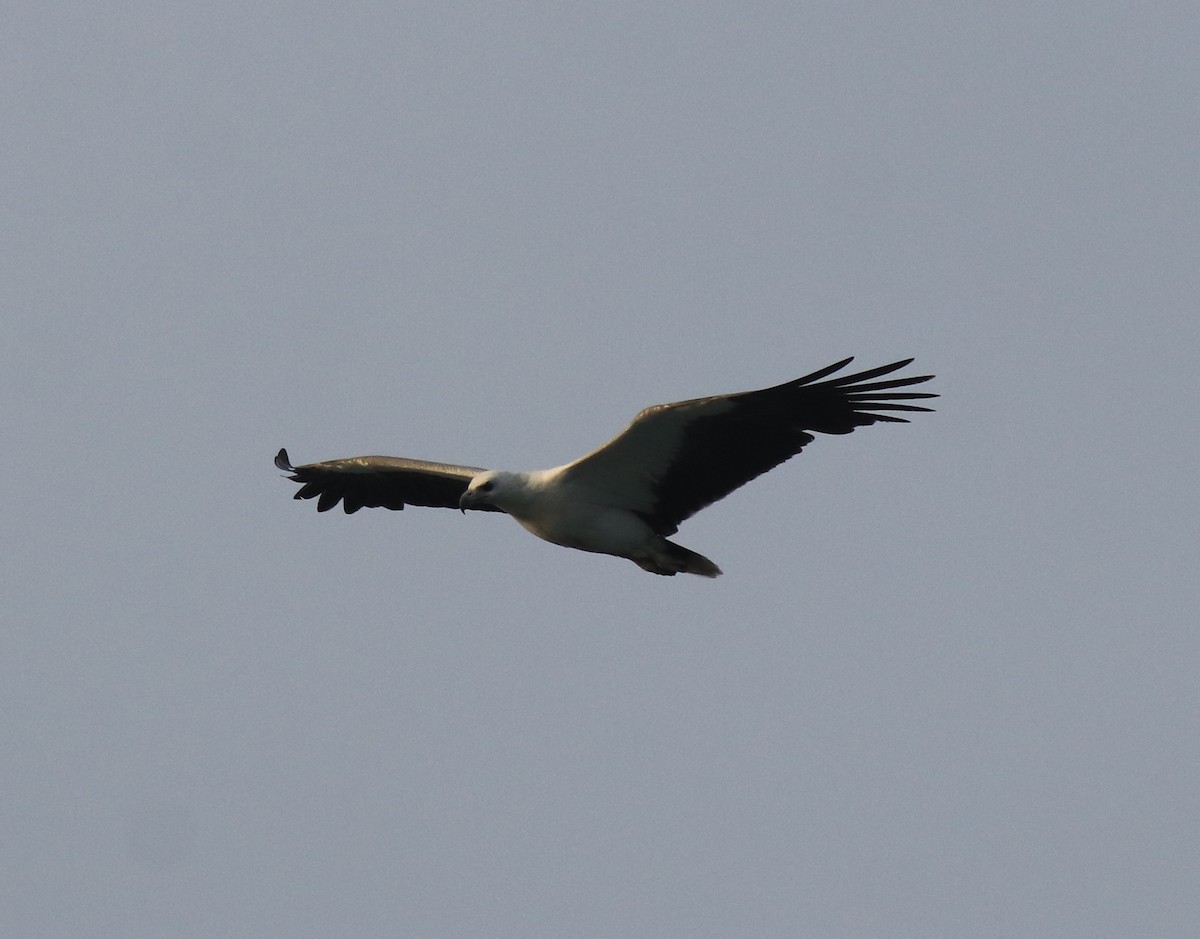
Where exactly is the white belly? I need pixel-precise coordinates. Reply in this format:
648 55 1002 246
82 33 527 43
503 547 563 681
513 501 654 558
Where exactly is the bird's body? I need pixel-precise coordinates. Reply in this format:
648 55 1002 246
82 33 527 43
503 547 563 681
276 357 936 577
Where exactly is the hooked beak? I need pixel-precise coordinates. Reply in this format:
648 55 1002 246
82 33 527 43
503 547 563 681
458 490 474 514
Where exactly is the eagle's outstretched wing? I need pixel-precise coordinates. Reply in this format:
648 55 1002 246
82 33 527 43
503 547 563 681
274 448 504 515
559 358 936 534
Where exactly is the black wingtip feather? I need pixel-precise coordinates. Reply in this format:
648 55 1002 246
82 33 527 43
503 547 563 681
792 356 857 385
866 403 936 412
846 374 936 393
824 358 919 386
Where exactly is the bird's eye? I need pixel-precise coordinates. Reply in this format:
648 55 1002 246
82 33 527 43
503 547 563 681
478 480 494 493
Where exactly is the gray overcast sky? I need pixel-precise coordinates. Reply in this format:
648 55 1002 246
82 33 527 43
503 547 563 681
4 3 1198 937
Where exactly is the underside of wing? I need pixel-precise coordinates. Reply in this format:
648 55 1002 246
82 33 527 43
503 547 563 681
274 448 503 514
561 358 936 534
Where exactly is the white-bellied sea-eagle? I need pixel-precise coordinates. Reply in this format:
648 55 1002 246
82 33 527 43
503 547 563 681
275 357 935 577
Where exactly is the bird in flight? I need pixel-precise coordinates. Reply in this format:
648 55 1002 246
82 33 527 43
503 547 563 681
275 357 935 577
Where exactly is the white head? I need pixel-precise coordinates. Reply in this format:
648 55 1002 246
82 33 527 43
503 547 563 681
458 470 530 513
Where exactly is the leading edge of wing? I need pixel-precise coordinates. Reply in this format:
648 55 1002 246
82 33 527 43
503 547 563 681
274 448 502 514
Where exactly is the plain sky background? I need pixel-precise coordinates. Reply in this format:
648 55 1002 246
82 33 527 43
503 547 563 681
4 3 1198 937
